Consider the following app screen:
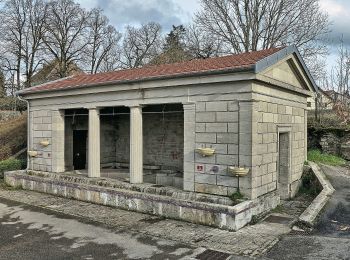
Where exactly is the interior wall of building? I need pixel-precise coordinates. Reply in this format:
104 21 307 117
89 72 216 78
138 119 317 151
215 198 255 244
64 113 117 170
63 106 184 173
115 105 184 172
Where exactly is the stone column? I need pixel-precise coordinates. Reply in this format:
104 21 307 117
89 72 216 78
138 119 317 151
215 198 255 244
183 103 196 191
51 110 65 173
88 108 100 178
238 101 255 199
129 106 143 183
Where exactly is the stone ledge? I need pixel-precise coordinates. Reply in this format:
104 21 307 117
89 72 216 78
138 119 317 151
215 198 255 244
298 162 335 226
4 170 279 231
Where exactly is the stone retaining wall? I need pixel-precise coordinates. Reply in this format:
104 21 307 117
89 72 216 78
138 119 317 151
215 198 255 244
4 170 279 231
308 128 350 160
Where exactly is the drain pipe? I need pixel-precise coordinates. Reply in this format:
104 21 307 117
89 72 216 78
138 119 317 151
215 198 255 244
17 94 30 171
237 101 240 167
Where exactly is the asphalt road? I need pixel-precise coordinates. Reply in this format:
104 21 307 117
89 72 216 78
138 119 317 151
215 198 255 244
0 197 203 260
264 165 350 260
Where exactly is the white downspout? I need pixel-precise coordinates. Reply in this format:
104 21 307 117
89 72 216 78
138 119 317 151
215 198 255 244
17 94 30 171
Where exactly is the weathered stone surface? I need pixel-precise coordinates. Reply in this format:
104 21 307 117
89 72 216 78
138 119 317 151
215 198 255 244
4 170 280 232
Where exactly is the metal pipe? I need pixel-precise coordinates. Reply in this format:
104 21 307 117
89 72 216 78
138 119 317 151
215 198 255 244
237 101 240 166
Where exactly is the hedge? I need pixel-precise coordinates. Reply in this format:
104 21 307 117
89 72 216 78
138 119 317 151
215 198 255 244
0 158 23 176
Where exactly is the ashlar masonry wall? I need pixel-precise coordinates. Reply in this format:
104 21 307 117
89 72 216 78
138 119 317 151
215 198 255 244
250 84 307 199
30 109 53 172
29 108 65 173
193 100 244 197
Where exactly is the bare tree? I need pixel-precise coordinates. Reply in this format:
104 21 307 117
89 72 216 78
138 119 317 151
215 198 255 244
195 0 329 59
0 0 47 89
84 8 122 74
43 0 90 77
331 39 350 101
121 22 163 68
185 23 227 58
0 69 5 97
0 0 27 91
22 0 48 87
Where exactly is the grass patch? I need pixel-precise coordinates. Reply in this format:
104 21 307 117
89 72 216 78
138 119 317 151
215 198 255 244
271 204 284 213
307 149 346 166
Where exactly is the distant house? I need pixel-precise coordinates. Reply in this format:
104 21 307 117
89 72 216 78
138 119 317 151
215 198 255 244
307 88 334 111
31 60 82 86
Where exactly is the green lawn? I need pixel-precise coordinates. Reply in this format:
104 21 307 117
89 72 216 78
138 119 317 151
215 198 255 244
307 149 347 166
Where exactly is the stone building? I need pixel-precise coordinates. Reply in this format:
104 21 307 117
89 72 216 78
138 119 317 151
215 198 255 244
8 46 317 230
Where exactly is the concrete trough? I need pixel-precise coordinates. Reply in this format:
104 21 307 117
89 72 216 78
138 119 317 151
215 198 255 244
4 170 279 231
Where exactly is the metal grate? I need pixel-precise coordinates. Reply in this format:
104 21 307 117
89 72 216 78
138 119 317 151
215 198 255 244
264 215 294 224
196 249 231 260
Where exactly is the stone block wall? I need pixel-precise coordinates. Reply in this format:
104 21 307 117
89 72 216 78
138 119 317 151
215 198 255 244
30 109 53 172
100 116 117 165
193 101 241 197
250 100 306 199
115 112 184 171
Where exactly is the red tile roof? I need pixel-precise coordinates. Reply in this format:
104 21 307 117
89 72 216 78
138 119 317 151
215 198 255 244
21 47 284 95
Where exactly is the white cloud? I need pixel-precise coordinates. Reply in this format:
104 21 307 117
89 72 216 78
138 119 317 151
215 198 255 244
76 0 199 31
76 0 99 10
320 0 347 16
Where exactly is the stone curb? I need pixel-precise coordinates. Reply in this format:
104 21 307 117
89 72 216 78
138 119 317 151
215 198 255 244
298 162 335 226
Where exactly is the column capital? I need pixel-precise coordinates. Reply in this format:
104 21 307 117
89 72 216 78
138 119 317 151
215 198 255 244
86 107 101 110
128 104 143 109
182 102 196 110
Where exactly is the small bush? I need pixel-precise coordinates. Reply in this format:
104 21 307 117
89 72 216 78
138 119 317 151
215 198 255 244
298 167 322 197
0 158 23 176
307 149 346 166
229 191 244 203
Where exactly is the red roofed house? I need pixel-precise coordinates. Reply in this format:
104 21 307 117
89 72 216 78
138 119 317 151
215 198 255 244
6 46 317 231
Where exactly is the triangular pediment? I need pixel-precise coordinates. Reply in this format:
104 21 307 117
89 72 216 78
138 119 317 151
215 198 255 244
260 54 313 91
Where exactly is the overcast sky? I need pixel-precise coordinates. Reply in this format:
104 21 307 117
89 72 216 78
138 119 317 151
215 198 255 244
76 0 349 70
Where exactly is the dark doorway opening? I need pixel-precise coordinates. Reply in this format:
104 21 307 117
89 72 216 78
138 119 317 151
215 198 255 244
73 130 87 170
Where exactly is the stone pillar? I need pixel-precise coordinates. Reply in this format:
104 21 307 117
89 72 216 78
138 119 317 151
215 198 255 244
52 110 65 173
88 108 100 178
183 103 196 191
129 106 143 183
238 101 255 199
